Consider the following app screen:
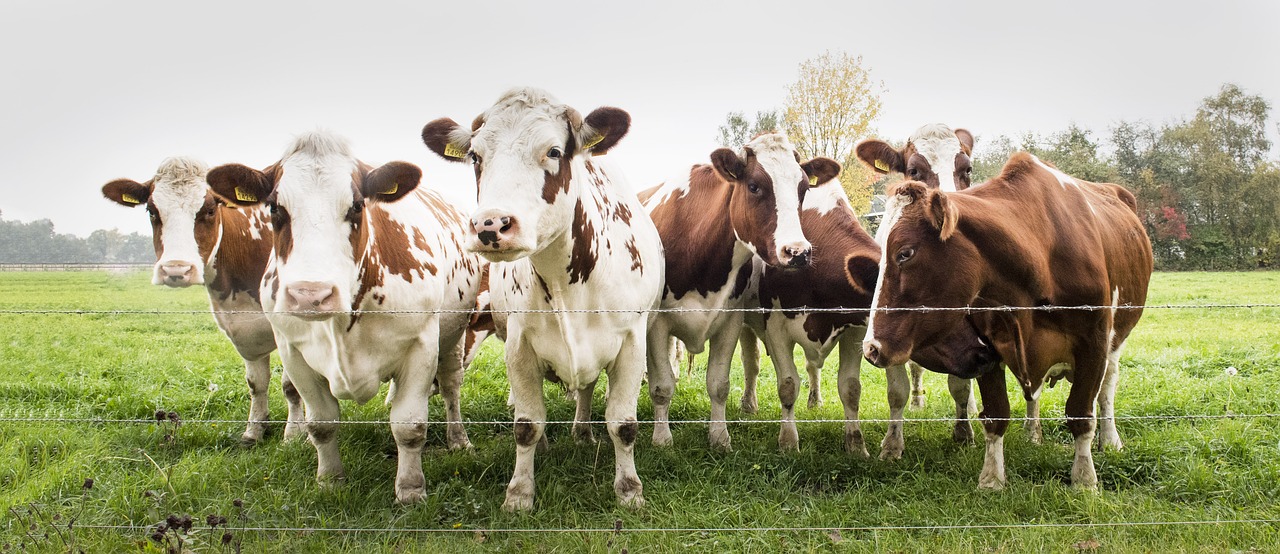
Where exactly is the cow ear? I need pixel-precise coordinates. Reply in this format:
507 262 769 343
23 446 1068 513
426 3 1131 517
207 163 277 206
801 157 841 186
928 189 960 241
855 139 905 174
954 128 975 156
579 107 630 156
362 161 421 203
422 118 472 163
710 148 747 182
102 179 151 207
888 180 929 203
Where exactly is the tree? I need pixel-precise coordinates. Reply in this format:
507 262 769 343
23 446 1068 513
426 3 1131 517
782 51 885 214
716 110 780 149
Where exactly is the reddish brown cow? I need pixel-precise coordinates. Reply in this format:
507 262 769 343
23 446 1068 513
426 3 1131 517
863 153 1153 489
856 124 975 193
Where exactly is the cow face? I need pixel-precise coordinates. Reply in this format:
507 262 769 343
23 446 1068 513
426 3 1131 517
207 132 420 320
856 124 975 192
863 181 981 368
102 157 221 287
710 133 839 268
422 87 629 262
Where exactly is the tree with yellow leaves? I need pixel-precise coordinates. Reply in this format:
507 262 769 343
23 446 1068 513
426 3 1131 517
783 51 885 214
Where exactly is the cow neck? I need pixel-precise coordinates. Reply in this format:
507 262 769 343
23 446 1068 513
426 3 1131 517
204 205 268 303
657 166 744 300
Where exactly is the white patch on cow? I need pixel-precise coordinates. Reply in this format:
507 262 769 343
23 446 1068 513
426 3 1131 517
865 193 915 343
744 133 809 261
1031 155 1077 189
1107 286 1120 350
641 173 692 213
802 178 848 216
149 157 211 285
910 124 963 192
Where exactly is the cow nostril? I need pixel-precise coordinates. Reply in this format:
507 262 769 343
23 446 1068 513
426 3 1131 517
484 219 494 227
500 216 511 226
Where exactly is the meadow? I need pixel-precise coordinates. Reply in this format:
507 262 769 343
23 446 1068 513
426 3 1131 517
1 270 1278 553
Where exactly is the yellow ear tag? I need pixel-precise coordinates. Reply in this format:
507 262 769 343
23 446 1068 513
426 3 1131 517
121 193 141 204
583 134 604 150
383 181 399 196
444 143 468 159
234 187 257 203
809 175 819 186
874 159 890 172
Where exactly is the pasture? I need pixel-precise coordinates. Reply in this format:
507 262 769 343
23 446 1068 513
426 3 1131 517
1 270 1278 552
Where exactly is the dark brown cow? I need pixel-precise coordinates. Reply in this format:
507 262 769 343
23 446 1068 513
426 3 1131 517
863 152 1153 489
102 157 303 445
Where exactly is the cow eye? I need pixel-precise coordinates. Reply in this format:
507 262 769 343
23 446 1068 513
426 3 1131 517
895 247 915 265
747 182 761 194
547 147 562 159
963 166 973 174
908 168 920 178
469 152 482 165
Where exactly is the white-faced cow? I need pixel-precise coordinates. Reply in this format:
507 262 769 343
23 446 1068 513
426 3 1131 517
206 131 483 504
639 132 839 450
421 87 663 511
863 153 1153 489
102 157 303 445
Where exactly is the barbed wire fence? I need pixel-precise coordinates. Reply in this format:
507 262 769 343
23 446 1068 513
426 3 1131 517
2 300 1279 539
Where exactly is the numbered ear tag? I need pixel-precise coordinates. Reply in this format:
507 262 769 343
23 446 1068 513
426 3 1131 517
444 143 468 159
383 181 399 195
874 159 890 172
121 193 141 204
809 175 819 186
583 134 604 150
234 187 257 203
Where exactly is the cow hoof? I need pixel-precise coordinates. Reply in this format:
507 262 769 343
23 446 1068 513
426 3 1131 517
616 477 644 510
977 476 1007 490
879 444 904 461
316 474 346 490
778 429 799 452
1097 434 1124 452
448 438 474 452
573 426 596 445
807 391 823 410
740 395 759 414
395 487 426 505
845 431 869 458
652 428 674 447
909 393 927 410
953 422 975 445
1025 423 1043 445
708 429 732 452
502 494 534 512
1072 466 1099 490
239 433 263 448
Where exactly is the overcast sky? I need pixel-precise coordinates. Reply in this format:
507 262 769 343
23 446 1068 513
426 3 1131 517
2 0 1277 237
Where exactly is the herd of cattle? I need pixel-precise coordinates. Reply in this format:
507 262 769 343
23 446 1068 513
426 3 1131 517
101 87 1153 510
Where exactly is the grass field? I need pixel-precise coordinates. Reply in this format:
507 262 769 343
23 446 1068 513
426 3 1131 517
1 270 1278 552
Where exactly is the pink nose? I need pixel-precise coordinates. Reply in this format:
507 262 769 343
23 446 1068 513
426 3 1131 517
778 240 812 268
284 281 341 316
159 262 196 286
470 213 518 248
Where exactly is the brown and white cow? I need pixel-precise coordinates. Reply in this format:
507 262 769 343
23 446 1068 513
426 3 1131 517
863 153 1153 489
639 132 839 450
422 87 664 511
856 123 975 193
102 157 303 445
206 131 484 504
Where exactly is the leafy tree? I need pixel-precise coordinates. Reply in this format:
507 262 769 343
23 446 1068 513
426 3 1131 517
716 110 781 149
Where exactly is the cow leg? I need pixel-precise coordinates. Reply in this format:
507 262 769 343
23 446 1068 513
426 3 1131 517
572 380 597 444
1067 344 1109 491
606 332 646 509
805 355 824 409
280 369 305 441
388 334 437 505
1096 342 1125 451
706 321 742 450
763 332 802 452
240 354 272 445
949 375 976 445
881 361 910 460
504 340 546 512
739 327 761 414
836 331 868 457
1024 383 1044 444
279 346 344 487
908 362 927 409
645 321 676 447
976 368 1010 490
685 345 697 380
437 338 472 451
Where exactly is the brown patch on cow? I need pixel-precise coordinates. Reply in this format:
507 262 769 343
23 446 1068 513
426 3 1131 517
535 272 553 303
308 422 337 444
648 165 738 299
368 209 438 282
542 134 574 203
271 205 294 263
514 417 538 447
206 203 273 302
282 376 301 406
625 237 643 273
729 259 752 299
617 418 638 446
567 200 597 284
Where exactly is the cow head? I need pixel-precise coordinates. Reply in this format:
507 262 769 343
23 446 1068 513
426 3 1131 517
863 181 982 368
856 124 975 192
710 133 839 268
206 131 420 320
102 157 222 287
422 87 629 262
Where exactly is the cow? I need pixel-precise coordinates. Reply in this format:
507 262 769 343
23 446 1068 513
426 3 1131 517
101 157 303 445
638 132 839 450
421 87 664 511
862 152 1153 489
205 131 483 504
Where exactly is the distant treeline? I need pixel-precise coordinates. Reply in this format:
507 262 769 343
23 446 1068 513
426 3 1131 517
0 209 153 263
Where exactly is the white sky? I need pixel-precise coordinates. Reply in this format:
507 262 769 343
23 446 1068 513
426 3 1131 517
2 0 1277 237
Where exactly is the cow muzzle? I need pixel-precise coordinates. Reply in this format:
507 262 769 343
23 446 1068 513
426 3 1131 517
778 240 812 269
862 338 909 368
468 209 529 260
156 261 199 287
283 281 342 319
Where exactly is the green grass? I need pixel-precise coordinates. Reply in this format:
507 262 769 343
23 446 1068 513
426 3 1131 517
1 271 1278 552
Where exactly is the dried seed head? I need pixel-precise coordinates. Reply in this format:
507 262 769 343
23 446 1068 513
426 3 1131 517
155 410 167 421
83 478 94 490
150 532 165 543
232 498 244 508
222 532 233 545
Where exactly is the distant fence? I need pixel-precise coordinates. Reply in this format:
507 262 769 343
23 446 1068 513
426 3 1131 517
0 263 151 272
